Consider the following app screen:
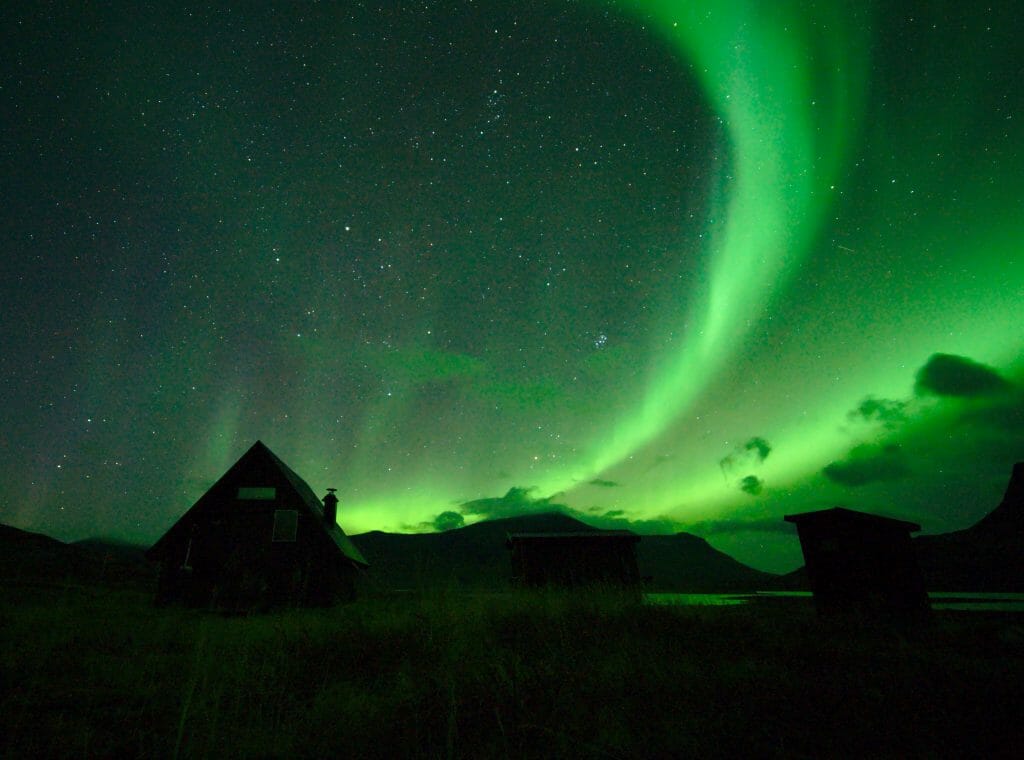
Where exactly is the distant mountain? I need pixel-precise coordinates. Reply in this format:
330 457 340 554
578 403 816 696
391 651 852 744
0 524 77 583
635 532 777 591
351 512 775 592
71 537 150 566
352 513 589 591
773 565 809 591
0 525 153 589
3 511 772 593
915 462 1024 590
969 462 1024 536
11 461 1021 595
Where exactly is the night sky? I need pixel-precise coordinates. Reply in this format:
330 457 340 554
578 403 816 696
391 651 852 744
3 1 1022 572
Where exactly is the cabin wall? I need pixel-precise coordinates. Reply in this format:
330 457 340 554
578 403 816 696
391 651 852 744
153 468 353 609
796 522 928 617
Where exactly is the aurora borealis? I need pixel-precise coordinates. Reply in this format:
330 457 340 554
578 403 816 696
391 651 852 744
2 1 1021 572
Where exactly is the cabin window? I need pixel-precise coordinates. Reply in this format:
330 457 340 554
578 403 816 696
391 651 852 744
238 487 276 500
272 510 298 542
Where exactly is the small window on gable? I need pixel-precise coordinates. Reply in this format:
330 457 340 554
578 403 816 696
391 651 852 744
272 510 298 542
238 487 276 500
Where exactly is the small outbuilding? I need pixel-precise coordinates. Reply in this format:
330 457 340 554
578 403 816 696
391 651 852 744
146 441 368 610
784 507 929 619
506 531 641 587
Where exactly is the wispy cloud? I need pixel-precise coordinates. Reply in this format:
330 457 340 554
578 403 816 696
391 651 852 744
720 436 772 474
847 396 907 429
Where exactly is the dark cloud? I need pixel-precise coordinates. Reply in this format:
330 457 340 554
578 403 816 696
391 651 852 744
719 436 772 474
848 396 907 428
959 391 1024 436
432 511 465 532
588 478 621 488
586 511 683 534
822 443 910 487
459 486 555 520
458 487 682 534
739 475 763 496
744 437 772 462
914 353 1013 398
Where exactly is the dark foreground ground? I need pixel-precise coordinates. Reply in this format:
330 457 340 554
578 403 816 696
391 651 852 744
2 584 1024 759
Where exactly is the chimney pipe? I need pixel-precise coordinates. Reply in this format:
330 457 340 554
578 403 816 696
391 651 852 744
323 488 338 526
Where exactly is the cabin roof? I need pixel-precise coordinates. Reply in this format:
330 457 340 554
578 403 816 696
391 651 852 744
147 440 368 566
784 506 921 533
258 442 368 566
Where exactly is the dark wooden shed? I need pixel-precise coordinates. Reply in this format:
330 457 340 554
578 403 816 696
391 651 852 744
785 507 929 619
146 441 368 610
505 531 641 587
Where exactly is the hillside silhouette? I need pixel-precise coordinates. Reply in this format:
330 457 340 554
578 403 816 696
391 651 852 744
5 464 1023 593
352 512 774 592
915 462 1024 590
0 525 154 588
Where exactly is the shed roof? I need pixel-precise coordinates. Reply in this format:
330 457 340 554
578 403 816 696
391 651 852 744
784 506 920 533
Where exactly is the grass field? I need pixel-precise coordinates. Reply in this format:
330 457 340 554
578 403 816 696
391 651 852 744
3 584 1024 758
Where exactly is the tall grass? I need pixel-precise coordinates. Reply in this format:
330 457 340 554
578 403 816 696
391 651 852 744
2 584 1023 758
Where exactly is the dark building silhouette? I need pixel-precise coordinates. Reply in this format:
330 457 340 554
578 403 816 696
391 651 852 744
785 507 930 619
506 531 641 587
146 441 368 610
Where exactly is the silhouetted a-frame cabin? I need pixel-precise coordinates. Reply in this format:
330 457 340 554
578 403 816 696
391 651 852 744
505 531 641 587
785 507 929 619
146 441 368 610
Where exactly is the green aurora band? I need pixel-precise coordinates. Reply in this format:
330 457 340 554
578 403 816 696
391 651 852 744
576 0 1023 532
585 1 869 476
338 0 1019 538
5 1 1021 572
225 0 1022 547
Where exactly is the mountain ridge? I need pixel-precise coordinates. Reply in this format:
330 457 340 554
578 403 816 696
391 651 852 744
351 511 775 592
0 524 155 588
5 462 1021 593
914 461 1024 590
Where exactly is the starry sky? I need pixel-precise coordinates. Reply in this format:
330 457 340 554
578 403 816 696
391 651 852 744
2 0 1022 572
